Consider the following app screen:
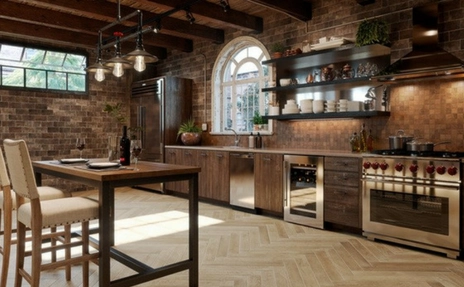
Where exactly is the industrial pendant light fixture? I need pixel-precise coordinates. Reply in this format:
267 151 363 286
104 32 133 77
123 12 158 72
85 32 111 82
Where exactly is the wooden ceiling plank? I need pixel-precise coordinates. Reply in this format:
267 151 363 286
246 0 312 22
145 0 263 33
20 0 224 43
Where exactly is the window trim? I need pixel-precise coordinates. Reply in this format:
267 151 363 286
0 40 89 94
211 36 273 136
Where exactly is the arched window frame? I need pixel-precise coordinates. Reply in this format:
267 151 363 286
211 36 273 135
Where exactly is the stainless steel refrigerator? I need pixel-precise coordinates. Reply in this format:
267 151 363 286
130 76 192 191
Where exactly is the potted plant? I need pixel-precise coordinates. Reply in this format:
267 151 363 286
253 111 264 131
177 118 202 146
355 18 390 47
270 42 286 59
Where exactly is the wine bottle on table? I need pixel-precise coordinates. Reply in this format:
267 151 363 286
119 126 131 166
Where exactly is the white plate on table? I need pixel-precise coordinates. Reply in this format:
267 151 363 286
87 162 121 169
59 158 89 164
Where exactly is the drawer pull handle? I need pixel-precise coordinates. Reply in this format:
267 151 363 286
263 157 271 161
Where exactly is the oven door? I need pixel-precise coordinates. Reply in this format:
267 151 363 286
362 178 460 256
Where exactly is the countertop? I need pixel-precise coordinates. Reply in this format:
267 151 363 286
165 145 363 158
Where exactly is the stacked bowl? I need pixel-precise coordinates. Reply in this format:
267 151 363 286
300 99 313 113
325 100 336 113
282 100 300 114
338 99 348 112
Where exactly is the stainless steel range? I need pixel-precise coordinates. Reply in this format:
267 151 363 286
362 150 462 259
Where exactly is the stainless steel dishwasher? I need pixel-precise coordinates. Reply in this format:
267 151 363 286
229 152 255 211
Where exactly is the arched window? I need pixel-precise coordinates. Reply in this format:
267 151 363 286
211 36 272 134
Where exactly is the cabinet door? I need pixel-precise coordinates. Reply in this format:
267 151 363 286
254 153 283 215
164 148 182 192
197 150 211 199
207 151 229 202
324 185 360 228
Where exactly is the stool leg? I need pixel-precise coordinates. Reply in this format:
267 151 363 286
1 203 13 287
65 225 71 281
14 222 26 287
82 221 89 287
30 223 42 287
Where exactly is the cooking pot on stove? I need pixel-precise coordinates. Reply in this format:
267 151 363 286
406 140 451 152
388 130 414 150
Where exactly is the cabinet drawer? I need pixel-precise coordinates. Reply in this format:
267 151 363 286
324 200 360 228
324 185 359 205
324 170 360 187
324 157 360 172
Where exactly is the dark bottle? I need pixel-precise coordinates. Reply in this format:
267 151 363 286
119 126 131 166
255 132 262 149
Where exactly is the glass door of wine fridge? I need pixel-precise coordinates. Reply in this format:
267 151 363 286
284 155 324 229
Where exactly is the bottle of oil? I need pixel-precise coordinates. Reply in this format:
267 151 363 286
366 129 374 152
359 124 367 152
349 132 360 152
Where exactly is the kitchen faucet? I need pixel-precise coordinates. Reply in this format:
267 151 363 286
225 127 240 146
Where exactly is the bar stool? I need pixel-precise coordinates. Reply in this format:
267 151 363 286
0 147 69 287
3 139 100 287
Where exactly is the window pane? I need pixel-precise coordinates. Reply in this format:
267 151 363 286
47 71 66 90
24 48 46 64
0 45 23 61
68 73 86 92
26 69 46 88
2 67 24 87
237 62 259 79
64 54 86 72
43 51 66 67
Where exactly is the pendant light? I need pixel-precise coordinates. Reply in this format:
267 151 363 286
123 12 158 72
104 32 133 77
86 32 111 82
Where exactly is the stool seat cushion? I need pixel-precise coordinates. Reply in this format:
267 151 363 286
0 186 68 210
17 197 99 228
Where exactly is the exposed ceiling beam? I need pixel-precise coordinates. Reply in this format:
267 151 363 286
246 0 312 22
0 1 192 52
144 0 263 33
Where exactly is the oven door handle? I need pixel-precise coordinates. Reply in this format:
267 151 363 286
361 178 460 189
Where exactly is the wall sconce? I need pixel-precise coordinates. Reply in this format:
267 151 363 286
219 0 230 12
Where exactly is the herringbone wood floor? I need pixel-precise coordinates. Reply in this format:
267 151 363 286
2 187 464 286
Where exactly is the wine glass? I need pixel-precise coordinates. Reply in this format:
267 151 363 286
107 136 118 162
131 140 142 171
76 138 86 159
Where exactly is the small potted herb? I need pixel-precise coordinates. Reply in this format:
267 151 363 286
253 111 264 131
177 118 202 145
270 42 286 59
355 18 390 47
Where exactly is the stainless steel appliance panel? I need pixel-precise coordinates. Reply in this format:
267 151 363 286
284 155 324 228
229 152 255 210
229 152 255 209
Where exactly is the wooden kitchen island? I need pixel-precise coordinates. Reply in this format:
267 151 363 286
32 160 200 287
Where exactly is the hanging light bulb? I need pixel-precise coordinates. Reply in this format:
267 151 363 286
104 32 133 77
95 67 106 81
123 13 158 72
133 55 146 72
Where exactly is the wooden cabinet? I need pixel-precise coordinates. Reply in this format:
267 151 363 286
199 150 229 203
254 153 283 215
262 44 391 121
323 156 362 229
165 148 229 203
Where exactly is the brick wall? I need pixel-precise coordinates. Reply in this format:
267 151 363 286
1 0 464 190
155 0 464 151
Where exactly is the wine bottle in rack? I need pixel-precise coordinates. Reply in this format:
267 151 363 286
119 126 131 166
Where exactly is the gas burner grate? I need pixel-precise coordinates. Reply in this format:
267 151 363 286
370 150 464 158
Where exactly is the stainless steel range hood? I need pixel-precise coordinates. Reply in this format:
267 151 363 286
373 4 464 82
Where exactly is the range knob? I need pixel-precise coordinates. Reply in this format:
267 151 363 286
448 166 458 176
394 163 404 172
426 165 435 174
363 161 371 169
371 162 379 170
409 164 418 173
379 162 389 170
436 165 447 175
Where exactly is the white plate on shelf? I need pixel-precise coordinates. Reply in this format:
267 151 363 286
87 162 121 169
310 38 354 51
59 158 89 164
